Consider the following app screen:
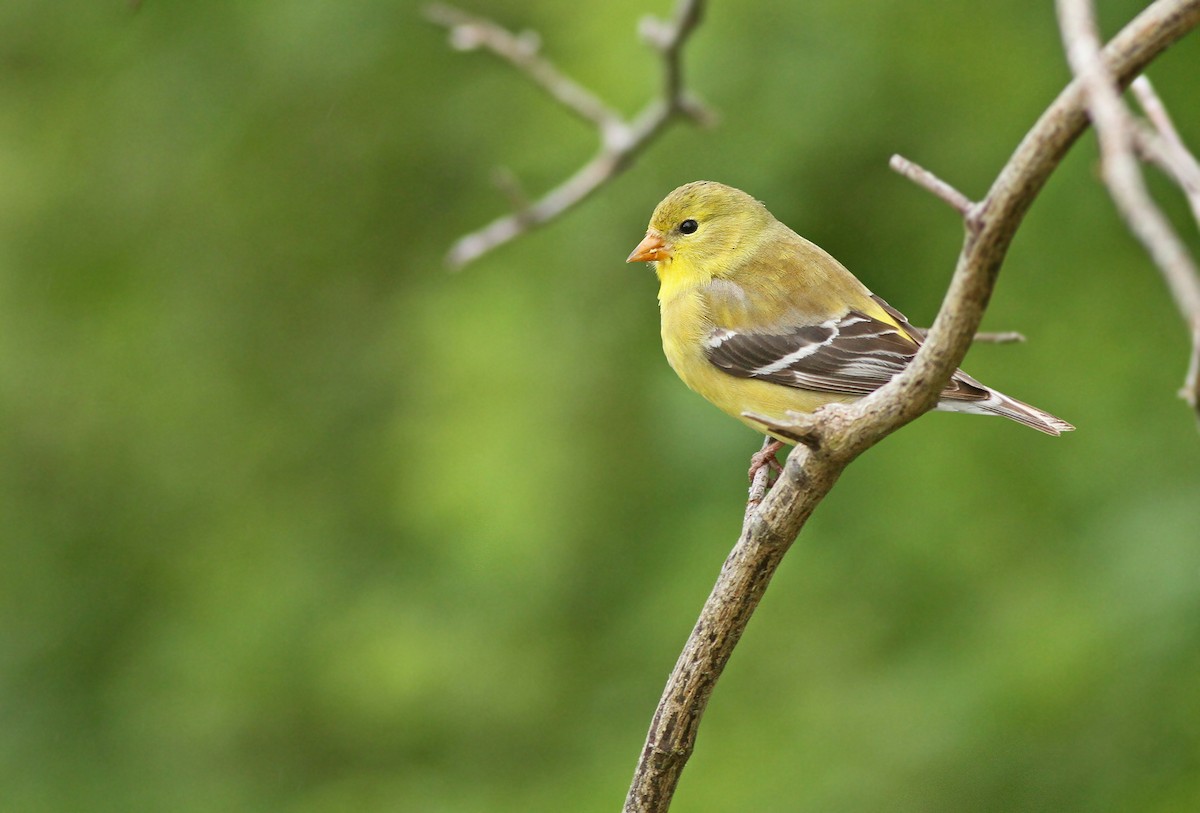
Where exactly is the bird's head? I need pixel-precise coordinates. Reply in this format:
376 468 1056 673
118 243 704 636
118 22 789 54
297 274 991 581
627 181 774 286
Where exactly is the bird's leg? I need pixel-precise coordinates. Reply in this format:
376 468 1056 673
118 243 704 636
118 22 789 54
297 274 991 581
747 437 785 484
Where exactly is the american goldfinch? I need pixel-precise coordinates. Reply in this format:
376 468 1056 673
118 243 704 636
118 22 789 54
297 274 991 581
627 181 1073 449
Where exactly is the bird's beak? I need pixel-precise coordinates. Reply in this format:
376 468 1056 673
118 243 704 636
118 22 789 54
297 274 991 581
626 230 670 263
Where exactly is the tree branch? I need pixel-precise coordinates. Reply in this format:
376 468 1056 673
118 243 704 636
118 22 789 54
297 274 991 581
427 1 712 269
889 153 976 218
1130 77 1200 222
1132 77 1200 415
623 2 1200 810
1058 0 1200 419
913 327 1026 344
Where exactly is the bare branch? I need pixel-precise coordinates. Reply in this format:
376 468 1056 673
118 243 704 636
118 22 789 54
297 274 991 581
623 2 1200 810
489 167 533 221
428 1 711 269
1058 0 1200 418
1185 325 1200 415
425 4 621 129
1130 118 1200 208
911 327 1026 344
1131 76 1200 417
1131 76 1200 221
889 153 975 217
639 0 710 121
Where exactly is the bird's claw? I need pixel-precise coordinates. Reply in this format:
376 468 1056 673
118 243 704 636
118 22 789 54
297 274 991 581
748 439 786 484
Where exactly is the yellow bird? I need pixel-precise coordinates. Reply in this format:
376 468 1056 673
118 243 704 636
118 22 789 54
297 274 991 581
627 181 1073 457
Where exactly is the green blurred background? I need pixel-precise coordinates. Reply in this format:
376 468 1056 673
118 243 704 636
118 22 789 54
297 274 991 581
2 1 1198 811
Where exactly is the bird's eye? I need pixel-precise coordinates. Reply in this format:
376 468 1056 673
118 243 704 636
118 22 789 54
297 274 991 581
679 219 698 235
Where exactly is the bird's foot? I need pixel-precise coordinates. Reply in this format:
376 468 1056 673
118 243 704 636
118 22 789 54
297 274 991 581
748 439 785 484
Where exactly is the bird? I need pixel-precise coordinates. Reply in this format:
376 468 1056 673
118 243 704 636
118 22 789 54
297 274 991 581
626 181 1073 471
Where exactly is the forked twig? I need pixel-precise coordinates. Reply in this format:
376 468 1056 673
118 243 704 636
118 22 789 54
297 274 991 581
889 154 975 218
1058 0 1200 418
1131 76 1200 221
427 1 712 269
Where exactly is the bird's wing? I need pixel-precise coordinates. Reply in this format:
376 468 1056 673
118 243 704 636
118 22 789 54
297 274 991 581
705 307 989 401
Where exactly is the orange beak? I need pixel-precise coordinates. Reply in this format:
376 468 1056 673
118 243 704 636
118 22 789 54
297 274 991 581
626 230 670 263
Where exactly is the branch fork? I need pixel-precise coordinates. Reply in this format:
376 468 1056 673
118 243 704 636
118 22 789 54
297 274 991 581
1058 0 1200 420
427 1 712 269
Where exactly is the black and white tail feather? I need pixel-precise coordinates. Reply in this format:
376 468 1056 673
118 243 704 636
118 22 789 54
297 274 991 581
706 294 1074 436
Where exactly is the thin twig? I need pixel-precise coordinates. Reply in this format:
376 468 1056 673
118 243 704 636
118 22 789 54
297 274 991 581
912 327 1026 344
1130 76 1200 417
639 0 710 120
425 4 621 130
1058 0 1200 418
428 1 712 269
490 167 533 223
623 2 1200 810
1131 76 1200 221
1185 324 1200 415
889 154 975 217
1130 119 1200 204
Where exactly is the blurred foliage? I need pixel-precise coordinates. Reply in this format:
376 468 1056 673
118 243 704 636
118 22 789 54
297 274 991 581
1 1 1198 811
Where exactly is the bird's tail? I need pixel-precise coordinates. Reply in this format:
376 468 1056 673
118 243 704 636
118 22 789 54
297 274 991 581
938 388 1075 435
